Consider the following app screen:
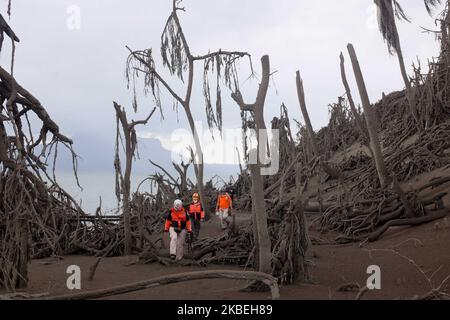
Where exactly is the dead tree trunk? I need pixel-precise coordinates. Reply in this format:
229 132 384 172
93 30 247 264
232 55 272 275
138 204 144 250
391 15 419 128
339 52 369 142
295 71 339 179
17 218 28 288
251 54 271 274
47 270 280 300
114 102 156 255
292 161 310 283
249 162 271 274
397 47 419 128
346 44 389 189
373 0 426 130
346 44 414 217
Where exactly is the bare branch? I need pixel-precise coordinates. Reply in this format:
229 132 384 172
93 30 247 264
149 160 179 187
130 107 157 128
126 46 185 105
0 66 72 144
193 50 250 61
231 90 254 112
0 14 20 42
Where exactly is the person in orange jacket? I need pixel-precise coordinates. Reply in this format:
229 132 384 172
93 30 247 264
187 192 205 241
216 188 233 230
164 199 192 260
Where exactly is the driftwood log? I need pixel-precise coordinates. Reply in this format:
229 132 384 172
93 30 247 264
45 270 280 300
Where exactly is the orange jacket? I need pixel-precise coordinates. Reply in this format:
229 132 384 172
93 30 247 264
164 207 192 232
188 202 205 220
216 193 232 210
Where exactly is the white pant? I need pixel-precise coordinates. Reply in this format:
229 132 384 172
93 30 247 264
169 227 186 260
217 208 231 229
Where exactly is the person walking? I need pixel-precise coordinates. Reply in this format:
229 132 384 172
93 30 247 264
216 188 233 230
164 199 192 260
187 192 205 241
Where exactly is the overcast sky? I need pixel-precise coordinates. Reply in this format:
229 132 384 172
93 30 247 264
2 0 444 211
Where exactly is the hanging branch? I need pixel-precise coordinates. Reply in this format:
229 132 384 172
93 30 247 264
374 0 442 130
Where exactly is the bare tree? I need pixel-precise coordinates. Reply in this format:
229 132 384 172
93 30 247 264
114 102 156 255
347 44 389 188
126 0 252 216
295 71 339 178
339 52 369 143
347 43 413 217
231 55 271 275
374 0 442 129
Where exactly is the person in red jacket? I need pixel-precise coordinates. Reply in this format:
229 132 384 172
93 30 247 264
164 199 192 260
187 192 205 240
216 188 233 230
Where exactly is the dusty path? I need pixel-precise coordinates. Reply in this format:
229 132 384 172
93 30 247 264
2 210 449 300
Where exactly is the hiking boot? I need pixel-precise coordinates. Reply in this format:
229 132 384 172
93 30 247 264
170 255 176 260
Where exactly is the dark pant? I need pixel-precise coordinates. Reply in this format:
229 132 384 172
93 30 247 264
190 217 201 240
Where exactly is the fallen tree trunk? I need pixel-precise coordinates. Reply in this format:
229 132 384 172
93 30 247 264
45 270 280 300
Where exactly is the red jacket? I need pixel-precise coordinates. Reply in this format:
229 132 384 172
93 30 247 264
217 193 232 210
188 202 205 220
164 207 192 232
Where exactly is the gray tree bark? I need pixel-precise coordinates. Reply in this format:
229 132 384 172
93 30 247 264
339 52 369 142
231 55 272 274
346 44 414 217
347 44 389 188
114 102 156 255
295 71 339 179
